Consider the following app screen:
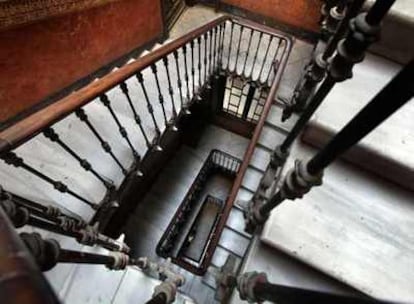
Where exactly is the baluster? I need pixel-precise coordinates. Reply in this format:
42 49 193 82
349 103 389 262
136 72 162 140
119 82 152 149
1 152 97 209
182 44 191 107
203 32 208 84
75 108 127 175
173 50 187 114
233 25 244 74
208 29 213 78
197 36 202 89
4 190 85 227
151 64 168 126
249 59 412 233
264 38 282 85
218 23 226 70
162 56 178 120
246 32 263 79
99 94 140 160
241 28 254 76
226 22 235 71
212 26 219 75
190 40 196 97
282 0 365 120
256 35 274 84
19 232 132 272
43 127 113 190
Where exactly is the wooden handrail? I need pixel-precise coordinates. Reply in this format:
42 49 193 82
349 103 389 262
200 24 293 271
0 15 230 154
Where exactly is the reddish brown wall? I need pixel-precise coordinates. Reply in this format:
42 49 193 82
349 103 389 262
223 0 321 32
0 0 163 124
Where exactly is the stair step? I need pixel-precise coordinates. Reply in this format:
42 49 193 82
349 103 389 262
258 124 286 150
365 0 414 64
241 167 263 192
302 53 414 191
261 141 414 302
249 145 271 172
266 103 298 134
111 268 196 303
235 186 254 204
61 247 126 303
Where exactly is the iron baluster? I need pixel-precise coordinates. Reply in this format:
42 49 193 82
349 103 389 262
212 26 218 74
257 35 274 84
197 36 202 89
99 94 140 159
264 38 282 85
19 232 132 272
282 0 366 120
173 50 185 110
280 2 393 153
1 152 97 209
208 29 213 78
43 127 113 190
0 189 130 253
240 28 254 76
203 32 208 83
182 44 191 107
246 32 263 79
162 56 178 119
136 71 162 138
75 108 127 175
226 22 235 71
151 63 169 126
119 82 152 149
190 40 195 96
233 24 244 74
218 23 226 70
5 190 86 228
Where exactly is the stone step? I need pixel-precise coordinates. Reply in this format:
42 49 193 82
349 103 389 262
261 141 414 302
302 53 413 191
365 0 414 64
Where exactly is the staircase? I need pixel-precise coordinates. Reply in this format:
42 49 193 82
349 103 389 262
1 2 413 304
0 11 294 303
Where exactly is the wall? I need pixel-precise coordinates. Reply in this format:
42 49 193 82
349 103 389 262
0 0 163 125
222 0 321 33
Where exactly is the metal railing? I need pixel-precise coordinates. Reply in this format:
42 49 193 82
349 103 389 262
0 15 292 303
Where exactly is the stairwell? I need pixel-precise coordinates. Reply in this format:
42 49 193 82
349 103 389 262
0 2 413 304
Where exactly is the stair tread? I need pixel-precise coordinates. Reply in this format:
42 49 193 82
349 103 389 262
261 141 414 302
365 0 414 64
241 167 263 192
249 145 271 172
302 53 414 190
258 124 286 150
265 103 297 133
61 247 126 303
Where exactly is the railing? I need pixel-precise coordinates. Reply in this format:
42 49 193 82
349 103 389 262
0 15 291 302
156 150 242 275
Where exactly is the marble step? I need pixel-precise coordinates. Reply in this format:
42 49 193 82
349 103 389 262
365 0 414 64
261 141 414 302
302 53 414 191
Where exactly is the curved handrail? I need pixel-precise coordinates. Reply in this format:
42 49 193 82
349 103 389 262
0 15 230 154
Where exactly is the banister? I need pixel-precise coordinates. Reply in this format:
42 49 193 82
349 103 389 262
199 25 292 272
0 15 230 154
